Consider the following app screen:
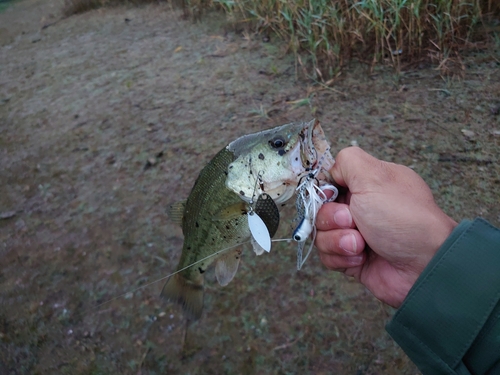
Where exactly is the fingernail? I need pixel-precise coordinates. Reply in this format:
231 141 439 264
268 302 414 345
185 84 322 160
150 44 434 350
339 234 357 254
333 208 352 228
349 254 364 265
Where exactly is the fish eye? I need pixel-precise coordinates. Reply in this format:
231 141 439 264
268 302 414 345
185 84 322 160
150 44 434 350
269 136 286 149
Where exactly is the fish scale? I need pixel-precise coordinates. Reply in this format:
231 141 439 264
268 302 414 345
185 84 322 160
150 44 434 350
162 147 249 320
180 147 248 276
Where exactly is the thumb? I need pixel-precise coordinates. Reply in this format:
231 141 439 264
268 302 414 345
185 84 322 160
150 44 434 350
331 147 381 189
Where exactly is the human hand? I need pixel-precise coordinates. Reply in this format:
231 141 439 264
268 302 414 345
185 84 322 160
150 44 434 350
315 147 457 308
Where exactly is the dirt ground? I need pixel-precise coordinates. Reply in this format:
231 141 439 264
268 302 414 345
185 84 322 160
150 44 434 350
0 0 499 374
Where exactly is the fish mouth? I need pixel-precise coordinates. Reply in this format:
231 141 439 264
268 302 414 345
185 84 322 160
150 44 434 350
298 119 334 176
299 120 318 171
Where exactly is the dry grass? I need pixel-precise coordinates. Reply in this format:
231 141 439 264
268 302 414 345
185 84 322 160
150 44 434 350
62 0 500 77
186 0 499 78
214 0 500 77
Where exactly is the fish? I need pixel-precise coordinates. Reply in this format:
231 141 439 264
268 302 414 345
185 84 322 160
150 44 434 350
162 119 336 320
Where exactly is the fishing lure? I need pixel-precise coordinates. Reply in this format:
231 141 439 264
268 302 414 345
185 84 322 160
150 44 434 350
293 170 338 270
248 192 280 254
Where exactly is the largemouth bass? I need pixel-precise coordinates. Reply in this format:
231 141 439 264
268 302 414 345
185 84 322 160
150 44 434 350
162 119 335 319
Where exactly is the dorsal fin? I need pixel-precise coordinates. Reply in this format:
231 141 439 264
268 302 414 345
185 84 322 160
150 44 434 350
167 200 187 226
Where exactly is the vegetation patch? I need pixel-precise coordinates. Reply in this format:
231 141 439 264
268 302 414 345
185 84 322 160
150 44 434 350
63 0 500 77
0 0 18 13
210 0 500 77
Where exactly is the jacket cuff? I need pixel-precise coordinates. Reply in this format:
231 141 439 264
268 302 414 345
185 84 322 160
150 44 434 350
386 218 500 375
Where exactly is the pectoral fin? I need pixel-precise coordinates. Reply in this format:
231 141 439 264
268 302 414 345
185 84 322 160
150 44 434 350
167 200 187 226
251 236 266 256
215 248 242 286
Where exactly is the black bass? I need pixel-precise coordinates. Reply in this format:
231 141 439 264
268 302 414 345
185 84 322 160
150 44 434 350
162 119 335 319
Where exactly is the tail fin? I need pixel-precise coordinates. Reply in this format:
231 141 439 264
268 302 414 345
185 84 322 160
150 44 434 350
161 273 204 320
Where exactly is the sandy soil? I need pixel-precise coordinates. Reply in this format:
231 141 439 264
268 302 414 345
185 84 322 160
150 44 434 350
1 0 499 373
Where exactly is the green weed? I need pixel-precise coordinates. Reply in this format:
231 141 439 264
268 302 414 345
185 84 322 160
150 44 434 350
0 0 17 13
248 103 270 119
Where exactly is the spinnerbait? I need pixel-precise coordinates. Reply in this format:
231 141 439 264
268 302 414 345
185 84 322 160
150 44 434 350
293 170 338 270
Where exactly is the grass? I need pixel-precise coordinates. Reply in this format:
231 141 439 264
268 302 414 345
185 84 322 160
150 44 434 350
62 0 500 77
0 0 17 13
213 0 500 77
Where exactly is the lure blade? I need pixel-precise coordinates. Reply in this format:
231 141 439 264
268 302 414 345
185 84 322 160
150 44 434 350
248 212 271 252
254 193 280 238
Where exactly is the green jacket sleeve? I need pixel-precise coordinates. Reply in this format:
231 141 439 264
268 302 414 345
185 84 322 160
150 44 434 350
386 218 500 375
